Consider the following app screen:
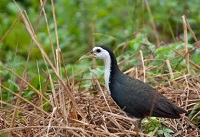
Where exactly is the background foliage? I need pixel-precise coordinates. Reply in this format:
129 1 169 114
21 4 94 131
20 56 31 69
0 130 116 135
1 0 199 80
1 0 200 62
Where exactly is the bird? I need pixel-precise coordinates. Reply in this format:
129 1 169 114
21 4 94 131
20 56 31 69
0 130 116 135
79 45 187 128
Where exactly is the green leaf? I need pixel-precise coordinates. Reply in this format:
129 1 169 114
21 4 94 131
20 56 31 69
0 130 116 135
157 129 164 135
164 132 172 137
164 128 174 133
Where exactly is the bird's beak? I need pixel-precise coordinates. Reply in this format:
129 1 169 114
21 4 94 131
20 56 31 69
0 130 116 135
79 50 94 60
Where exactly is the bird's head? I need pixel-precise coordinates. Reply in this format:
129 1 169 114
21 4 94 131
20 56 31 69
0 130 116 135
79 46 110 61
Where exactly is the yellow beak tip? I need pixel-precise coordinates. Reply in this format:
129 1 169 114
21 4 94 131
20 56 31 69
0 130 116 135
79 54 93 61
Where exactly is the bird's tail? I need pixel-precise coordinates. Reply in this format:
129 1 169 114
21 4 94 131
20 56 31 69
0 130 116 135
174 105 187 114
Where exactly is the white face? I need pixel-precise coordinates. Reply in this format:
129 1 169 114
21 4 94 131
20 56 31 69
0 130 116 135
93 47 110 61
92 46 111 94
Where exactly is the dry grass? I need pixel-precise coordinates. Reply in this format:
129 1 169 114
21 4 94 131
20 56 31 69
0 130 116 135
0 1 200 137
0 65 200 136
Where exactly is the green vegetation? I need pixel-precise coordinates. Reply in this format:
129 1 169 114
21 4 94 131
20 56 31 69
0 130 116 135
0 0 200 136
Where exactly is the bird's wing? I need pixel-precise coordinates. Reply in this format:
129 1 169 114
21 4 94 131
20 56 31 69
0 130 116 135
111 74 181 118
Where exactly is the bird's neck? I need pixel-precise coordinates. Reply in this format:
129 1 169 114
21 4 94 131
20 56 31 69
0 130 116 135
103 54 121 94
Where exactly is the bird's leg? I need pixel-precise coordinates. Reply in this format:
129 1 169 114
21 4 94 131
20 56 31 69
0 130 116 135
131 119 142 137
135 120 141 137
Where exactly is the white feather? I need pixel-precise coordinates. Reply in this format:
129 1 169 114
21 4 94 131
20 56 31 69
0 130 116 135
103 54 111 94
93 47 111 94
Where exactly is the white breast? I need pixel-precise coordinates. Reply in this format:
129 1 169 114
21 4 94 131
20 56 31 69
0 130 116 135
103 55 111 94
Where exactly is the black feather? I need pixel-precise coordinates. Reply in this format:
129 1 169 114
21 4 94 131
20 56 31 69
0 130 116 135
100 46 187 119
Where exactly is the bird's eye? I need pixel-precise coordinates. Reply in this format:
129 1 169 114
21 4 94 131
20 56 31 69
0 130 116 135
96 49 101 53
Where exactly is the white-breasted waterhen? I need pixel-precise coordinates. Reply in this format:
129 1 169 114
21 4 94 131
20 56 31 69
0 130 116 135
80 45 187 128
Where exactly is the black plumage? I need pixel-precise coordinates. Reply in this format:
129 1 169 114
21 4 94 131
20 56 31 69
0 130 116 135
102 46 187 119
80 45 187 126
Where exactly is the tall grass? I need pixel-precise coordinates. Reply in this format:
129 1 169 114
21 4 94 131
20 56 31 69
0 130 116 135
0 1 199 136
